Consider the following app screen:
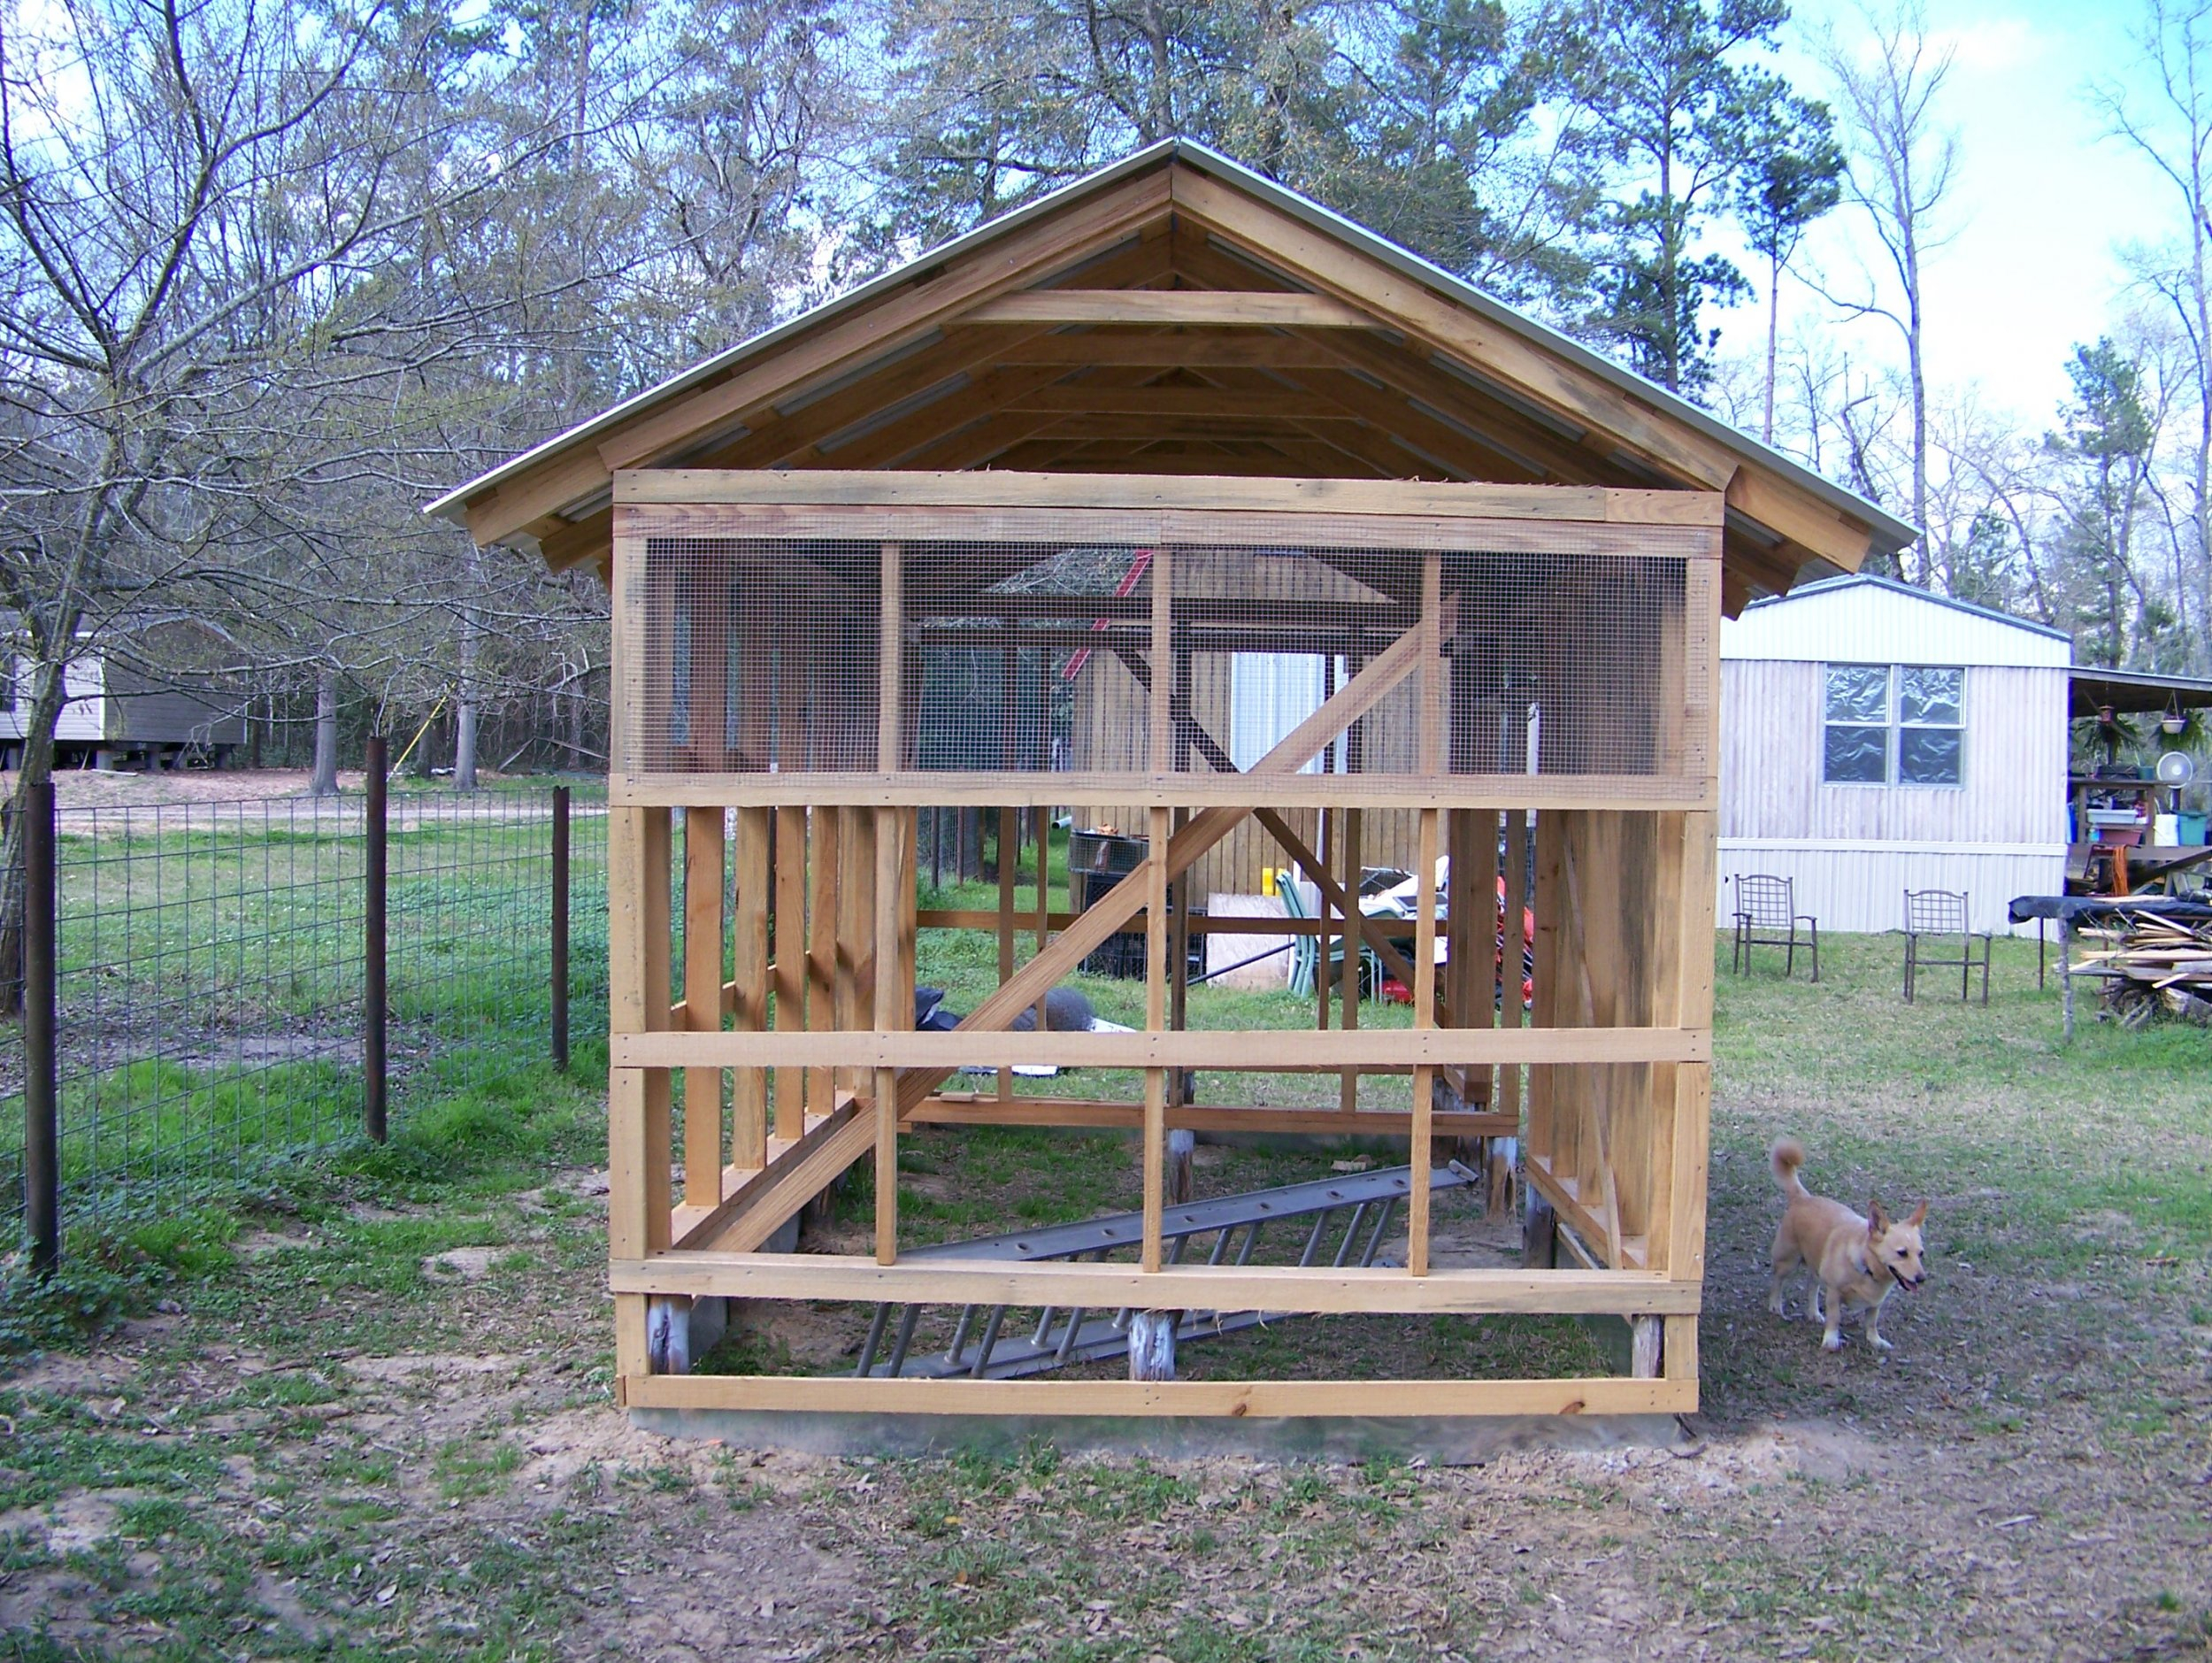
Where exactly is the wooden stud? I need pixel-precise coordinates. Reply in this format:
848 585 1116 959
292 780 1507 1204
682 806 726 1205
834 805 866 1097
1340 805 1362 1115
807 805 840 1118
997 805 1017 1103
1148 544 1173 772
879 540 902 769
873 808 909 1265
730 806 771 1170
1409 806 1440 1277
772 806 807 1142
1142 804 1171 1273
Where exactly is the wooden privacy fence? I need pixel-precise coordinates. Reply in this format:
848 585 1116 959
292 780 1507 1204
603 472 1721 1420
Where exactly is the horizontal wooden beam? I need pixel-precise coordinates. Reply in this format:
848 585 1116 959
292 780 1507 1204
608 771 1718 812
613 1026 1708 1071
610 1253 1703 1314
918 906 1325 936
963 290 1376 327
907 1095 1514 1136
613 466 1724 526
1005 385 1345 418
973 332 1344 367
622 1373 1697 1417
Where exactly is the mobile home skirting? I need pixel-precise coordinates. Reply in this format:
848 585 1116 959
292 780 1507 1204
1718 840 2065 936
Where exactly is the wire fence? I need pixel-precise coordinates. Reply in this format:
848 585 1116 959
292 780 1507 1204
1 769 607 1249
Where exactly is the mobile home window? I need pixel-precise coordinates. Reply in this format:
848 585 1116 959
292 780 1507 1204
1822 664 1963 786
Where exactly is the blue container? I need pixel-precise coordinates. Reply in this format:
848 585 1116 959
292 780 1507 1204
2180 812 2208 845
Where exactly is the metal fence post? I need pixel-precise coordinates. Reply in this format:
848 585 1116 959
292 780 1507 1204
365 736 388 1143
24 778 57 1275
551 784 570 1071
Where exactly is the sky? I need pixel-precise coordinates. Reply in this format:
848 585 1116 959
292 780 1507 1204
1736 0 2187 429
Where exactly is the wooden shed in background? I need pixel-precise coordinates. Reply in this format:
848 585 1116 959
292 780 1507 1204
431 141 1913 1428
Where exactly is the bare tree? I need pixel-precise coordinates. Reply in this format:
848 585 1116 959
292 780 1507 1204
2093 0 2212 666
1811 0 1962 577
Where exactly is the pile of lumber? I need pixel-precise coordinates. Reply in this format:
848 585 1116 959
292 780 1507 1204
2073 913 2212 1028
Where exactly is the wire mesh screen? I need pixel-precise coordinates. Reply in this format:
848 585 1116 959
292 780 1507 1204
0 785 607 1236
915 543 1148 774
623 538 884 774
619 532 1697 784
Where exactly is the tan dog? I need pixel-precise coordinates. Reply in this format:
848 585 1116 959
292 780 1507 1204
1768 1139 1928 1353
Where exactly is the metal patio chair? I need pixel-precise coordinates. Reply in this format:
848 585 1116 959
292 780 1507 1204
1903 888 1991 1005
1730 874 1819 981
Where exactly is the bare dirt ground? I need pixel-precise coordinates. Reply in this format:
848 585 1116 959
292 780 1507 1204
4 938 2208 1659
4 1140 2207 1660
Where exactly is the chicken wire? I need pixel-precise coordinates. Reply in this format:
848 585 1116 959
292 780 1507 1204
618 535 1699 785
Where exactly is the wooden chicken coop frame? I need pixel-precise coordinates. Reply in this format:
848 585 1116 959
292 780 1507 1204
426 139 1916 1428
602 467 1720 1419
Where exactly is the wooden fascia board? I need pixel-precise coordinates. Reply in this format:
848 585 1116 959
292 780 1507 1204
1724 466 1874 574
1169 170 1740 491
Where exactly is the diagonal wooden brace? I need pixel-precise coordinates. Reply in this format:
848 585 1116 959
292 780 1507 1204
1109 643 1447 1025
895 626 1429 1115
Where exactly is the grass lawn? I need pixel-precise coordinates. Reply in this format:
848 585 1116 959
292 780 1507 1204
1 924 2208 1659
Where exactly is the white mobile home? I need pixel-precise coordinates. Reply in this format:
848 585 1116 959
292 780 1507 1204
1719 575 2070 935
1 622 247 770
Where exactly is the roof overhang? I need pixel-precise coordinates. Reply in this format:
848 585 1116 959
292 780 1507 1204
428 140 1916 608
2070 666 2212 720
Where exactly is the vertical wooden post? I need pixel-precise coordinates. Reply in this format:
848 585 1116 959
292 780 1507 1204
1316 806 1333 1031
997 805 1017 1102
1409 806 1440 1276
1168 805 1191 1107
1339 805 1362 1115
1501 804 1531 1183
683 806 726 1205
1418 550 1444 778
772 805 807 1141
731 806 771 1169
879 541 902 770
874 539 906 1265
807 805 840 1118
873 809 908 1265
1141 803 1170 1272
834 805 866 1099
609 805 674 1382
1148 546 1173 774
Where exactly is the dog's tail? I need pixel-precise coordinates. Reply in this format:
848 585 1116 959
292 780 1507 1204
1770 1137 1809 1198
